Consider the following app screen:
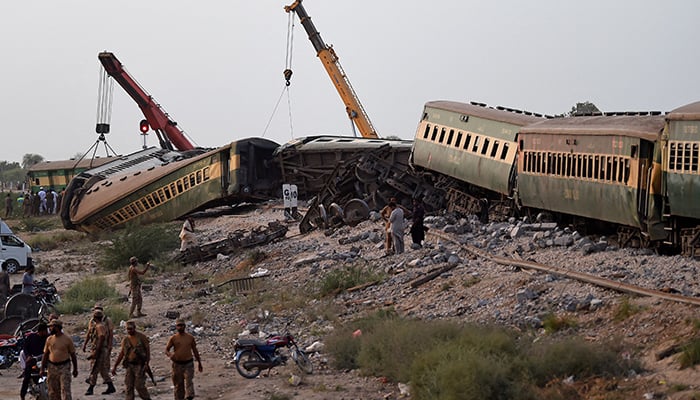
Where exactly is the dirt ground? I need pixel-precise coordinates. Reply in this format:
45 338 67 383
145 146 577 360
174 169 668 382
1 203 700 399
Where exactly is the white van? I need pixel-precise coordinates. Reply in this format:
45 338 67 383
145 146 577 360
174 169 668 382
0 220 32 274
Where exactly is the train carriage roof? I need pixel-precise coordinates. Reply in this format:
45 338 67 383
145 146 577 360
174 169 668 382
668 101 700 121
519 115 665 141
425 101 546 126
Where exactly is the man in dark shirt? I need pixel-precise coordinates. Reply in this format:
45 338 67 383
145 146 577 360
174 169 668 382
20 322 49 400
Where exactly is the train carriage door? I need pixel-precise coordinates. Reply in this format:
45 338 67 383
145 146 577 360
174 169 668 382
635 140 662 236
220 149 230 195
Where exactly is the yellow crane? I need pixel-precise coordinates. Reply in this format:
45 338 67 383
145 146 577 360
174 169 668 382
285 0 380 139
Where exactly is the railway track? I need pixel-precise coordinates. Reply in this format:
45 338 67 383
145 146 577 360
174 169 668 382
429 231 700 307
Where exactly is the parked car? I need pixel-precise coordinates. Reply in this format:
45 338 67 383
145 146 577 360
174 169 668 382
0 220 32 274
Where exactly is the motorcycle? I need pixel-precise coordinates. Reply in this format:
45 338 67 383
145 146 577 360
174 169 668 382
0 333 23 369
26 356 49 400
233 331 313 379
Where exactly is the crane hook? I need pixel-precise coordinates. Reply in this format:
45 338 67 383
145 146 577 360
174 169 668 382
284 69 293 86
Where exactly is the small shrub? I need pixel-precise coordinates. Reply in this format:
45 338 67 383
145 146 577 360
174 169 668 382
542 313 577 334
318 263 383 297
57 276 120 315
26 230 87 251
679 338 700 369
20 217 58 232
613 297 642 322
101 223 178 271
526 337 633 386
190 310 206 326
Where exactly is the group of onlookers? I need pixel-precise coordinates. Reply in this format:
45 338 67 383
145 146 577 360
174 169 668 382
3 187 63 218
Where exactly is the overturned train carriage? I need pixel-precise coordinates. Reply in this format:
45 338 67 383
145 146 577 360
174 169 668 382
61 138 280 233
410 101 548 216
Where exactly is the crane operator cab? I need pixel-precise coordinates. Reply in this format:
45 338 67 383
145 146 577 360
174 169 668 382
0 219 32 274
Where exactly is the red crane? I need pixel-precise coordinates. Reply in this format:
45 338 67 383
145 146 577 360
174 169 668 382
98 51 195 151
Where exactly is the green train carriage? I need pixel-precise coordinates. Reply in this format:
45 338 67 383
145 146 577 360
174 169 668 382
516 115 665 243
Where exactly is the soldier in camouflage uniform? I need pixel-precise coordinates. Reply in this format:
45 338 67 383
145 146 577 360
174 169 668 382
40 319 78 400
112 320 152 400
85 309 116 395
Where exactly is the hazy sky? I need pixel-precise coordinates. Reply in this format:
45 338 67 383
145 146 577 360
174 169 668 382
1 1 698 163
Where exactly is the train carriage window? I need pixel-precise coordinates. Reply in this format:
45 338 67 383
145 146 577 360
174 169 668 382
447 129 454 145
537 152 542 174
612 157 619 182
624 158 631 183
669 143 676 171
693 144 699 173
618 158 625 182
594 156 600 180
203 167 210 180
606 156 612 181
684 143 692 171
439 128 446 143
189 173 196 187
472 136 480 153
576 154 583 178
423 124 430 139
546 153 553 174
455 132 463 148
431 126 438 141
491 141 500 158
564 154 570 177
481 138 490 155
501 143 509 160
675 143 682 170
164 186 172 199
464 134 472 150
525 152 531 173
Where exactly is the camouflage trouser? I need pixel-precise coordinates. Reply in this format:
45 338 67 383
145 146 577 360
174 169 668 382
130 288 143 316
171 361 195 400
124 363 150 400
88 347 112 385
47 361 72 400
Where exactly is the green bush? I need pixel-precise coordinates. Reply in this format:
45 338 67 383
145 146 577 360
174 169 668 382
317 263 383 297
324 315 637 399
525 337 631 386
101 223 178 271
542 313 577 334
26 230 87 251
56 276 120 315
613 297 642 322
679 338 700 369
19 217 58 232
411 344 531 400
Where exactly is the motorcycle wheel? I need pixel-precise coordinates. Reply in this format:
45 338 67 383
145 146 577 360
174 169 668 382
32 381 49 400
292 349 313 374
0 347 15 369
235 350 262 379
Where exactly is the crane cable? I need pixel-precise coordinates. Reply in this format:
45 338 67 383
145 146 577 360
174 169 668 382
95 66 114 134
262 12 296 139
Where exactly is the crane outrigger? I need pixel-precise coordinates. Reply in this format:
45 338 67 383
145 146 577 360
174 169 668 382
284 1 380 139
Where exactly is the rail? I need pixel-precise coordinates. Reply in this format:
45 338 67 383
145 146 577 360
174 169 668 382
429 231 700 307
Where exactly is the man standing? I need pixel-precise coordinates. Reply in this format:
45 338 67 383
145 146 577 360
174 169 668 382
179 217 196 251
85 309 116 395
165 319 203 400
128 257 150 318
389 198 405 255
5 193 12 218
410 197 426 248
20 322 49 400
112 320 151 400
380 200 395 255
40 319 78 400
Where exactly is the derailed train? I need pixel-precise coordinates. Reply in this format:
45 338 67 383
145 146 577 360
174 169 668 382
61 99 700 253
410 100 700 253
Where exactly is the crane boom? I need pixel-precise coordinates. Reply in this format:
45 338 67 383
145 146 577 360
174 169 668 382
98 52 195 151
284 1 379 139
